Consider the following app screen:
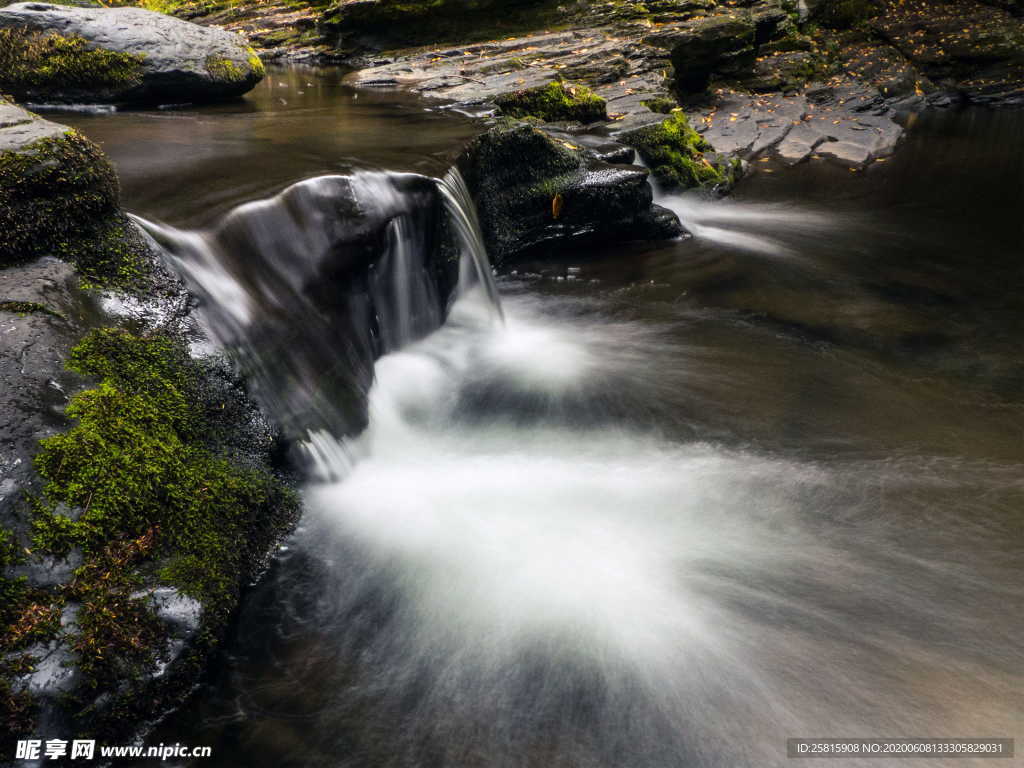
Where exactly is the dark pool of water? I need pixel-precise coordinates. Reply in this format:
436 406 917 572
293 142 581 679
59 71 1024 768
59 66 480 228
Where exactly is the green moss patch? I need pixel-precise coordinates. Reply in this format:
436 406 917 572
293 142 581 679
32 329 297 606
495 80 607 123
205 53 253 84
642 96 679 114
622 112 729 189
0 130 151 288
20 327 298 730
0 28 144 101
1 328 297 738
246 47 265 78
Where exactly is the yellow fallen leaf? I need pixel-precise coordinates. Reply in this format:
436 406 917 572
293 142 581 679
552 194 564 220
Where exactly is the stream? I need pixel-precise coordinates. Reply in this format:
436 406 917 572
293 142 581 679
60 66 1023 767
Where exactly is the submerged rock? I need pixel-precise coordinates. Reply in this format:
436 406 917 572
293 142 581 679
0 2 264 104
456 121 682 264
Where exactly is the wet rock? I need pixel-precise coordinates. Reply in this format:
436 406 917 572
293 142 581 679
580 139 636 165
145 588 203 634
0 2 264 104
838 42 924 101
0 258 86 539
456 121 682 263
697 91 808 157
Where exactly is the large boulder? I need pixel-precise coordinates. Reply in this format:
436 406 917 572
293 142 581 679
456 121 682 264
0 3 264 104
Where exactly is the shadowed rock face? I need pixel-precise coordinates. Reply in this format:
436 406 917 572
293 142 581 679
0 2 264 104
456 122 682 264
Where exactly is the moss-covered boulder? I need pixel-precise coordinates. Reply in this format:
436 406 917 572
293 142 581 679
0 3 264 104
621 111 740 191
494 80 607 123
456 121 682 263
0 101 150 287
1 322 298 746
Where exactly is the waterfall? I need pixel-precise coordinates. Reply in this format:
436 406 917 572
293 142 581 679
132 168 503 442
438 166 505 322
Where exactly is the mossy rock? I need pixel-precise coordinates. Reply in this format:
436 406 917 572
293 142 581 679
24 328 299 736
494 80 607 123
621 111 734 190
0 27 145 103
642 96 679 114
457 120 681 261
0 106 152 288
0 3 264 103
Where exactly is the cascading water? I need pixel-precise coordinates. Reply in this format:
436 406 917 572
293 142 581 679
133 170 465 440
438 166 505 321
139 161 1022 768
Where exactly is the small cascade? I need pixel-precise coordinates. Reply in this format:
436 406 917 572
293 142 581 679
438 166 505 322
134 168 504 443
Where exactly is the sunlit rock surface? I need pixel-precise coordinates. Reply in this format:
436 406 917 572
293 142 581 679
0 2 264 104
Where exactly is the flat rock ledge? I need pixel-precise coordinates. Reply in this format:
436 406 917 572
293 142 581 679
340 0 1024 173
345 25 906 172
